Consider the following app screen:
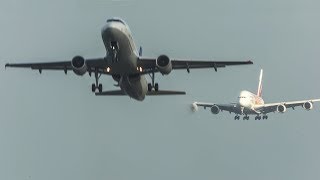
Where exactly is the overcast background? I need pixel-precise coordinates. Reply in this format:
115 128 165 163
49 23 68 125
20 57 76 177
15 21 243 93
1 0 320 179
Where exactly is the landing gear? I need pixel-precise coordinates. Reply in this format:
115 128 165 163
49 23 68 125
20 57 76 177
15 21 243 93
243 115 249 120
92 83 103 93
110 41 119 62
92 84 95 92
91 68 103 93
262 115 268 120
148 70 159 91
148 83 152 92
148 83 159 91
234 115 240 120
154 83 159 91
255 115 262 120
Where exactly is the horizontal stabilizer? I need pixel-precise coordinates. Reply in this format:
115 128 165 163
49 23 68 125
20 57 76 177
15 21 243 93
95 90 186 96
95 90 125 96
146 90 186 95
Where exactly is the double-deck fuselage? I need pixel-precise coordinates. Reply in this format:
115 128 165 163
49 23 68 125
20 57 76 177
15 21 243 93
238 90 264 114
101 18 147 101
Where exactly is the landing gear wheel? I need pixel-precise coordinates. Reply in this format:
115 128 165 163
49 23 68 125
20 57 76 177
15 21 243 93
98 84 103 93
155 83 159 91
148 83 152 92
92 84 96 92
92 68 103 93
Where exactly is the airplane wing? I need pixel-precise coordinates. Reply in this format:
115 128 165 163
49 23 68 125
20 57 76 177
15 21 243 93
192 102 241 114
5 58 252 76
138 57 253 73
255 99 320 114
5 58 110 74
95 90 186 96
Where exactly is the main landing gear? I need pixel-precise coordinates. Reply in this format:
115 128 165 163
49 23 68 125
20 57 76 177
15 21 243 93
234 115 249 120
243 115 249 120
234 115 269 120
255 116 262 120
91 68 103 93
255 115 268 120
148 70 159 91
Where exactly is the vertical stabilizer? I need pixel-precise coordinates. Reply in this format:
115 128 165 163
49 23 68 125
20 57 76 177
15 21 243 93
257 69 263 97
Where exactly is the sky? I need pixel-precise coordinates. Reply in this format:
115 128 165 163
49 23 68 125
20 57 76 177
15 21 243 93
1 0 320 179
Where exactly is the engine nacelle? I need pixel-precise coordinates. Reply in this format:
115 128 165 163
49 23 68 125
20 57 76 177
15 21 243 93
303 101 313 110
71 56 87 76
211 105 220 114
277 104 287 113
156 55 172 75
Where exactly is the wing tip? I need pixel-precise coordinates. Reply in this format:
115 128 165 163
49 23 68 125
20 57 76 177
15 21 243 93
191 102 199 112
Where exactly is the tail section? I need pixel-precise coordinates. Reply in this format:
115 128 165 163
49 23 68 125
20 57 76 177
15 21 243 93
257 69 263 97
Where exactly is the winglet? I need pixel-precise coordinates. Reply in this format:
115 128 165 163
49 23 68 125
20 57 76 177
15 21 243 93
5 63 9 69
191 102 199 112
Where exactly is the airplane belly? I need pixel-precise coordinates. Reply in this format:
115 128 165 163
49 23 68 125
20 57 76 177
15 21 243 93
119 75 147 101
242 108 259 115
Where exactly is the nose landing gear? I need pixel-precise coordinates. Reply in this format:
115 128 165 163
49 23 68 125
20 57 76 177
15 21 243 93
110 41 119 62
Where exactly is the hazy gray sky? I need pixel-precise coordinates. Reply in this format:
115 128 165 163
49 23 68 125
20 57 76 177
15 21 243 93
1 0 320 179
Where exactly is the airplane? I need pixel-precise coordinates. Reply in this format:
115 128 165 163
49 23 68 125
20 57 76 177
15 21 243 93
5 17 253 101
192 69 320 120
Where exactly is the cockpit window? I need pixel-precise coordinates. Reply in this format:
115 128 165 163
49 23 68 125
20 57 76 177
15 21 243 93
106 18 125 25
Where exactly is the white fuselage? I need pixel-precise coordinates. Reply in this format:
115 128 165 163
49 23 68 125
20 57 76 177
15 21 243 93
101 19 148 101
238 90 264 114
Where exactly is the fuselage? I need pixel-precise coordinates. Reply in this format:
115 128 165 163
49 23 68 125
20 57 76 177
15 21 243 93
101 18 147 101
238 90 265 114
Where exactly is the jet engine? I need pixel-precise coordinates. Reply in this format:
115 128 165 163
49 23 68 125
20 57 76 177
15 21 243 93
156 55 172 75
277 104 287 113
211 105 220 114
303 101 313 110
72 56 87 76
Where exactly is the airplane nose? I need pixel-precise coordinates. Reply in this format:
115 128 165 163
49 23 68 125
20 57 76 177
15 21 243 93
102 21 124 32
239 98 248 107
